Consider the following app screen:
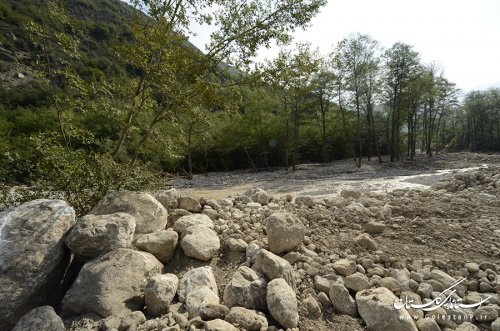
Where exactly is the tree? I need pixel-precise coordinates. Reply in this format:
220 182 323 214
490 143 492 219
110 0 327 163
383 42 420 162
335 33 381 167
262 44 322 171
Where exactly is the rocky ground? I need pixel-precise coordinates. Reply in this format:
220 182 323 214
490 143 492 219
0 153 499 331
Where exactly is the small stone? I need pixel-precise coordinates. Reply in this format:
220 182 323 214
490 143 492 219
199 304 229 321
12 306 64 331
186 286 220 318
354 233 377 251
329 283 357 317
364 221 386 234
178 196 202 212
474 305 498 322
333 259 357 276
415 318 440 331
303 296 322 319
204 319 238 331
225 307 268 331
119 311 146 331
344 272 371 292
135 229 178 263
145 273 179 316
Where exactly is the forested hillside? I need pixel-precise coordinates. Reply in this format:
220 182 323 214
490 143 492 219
0 0 499 213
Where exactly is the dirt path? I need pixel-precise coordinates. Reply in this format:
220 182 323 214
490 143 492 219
167 152 500 199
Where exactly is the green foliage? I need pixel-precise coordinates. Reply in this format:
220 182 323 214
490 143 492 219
0 129 161 215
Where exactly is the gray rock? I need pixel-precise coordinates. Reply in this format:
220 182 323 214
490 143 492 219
455 321 480 331
225 306 268 331
90 191 168 234
294 196 315 207
333 259 357 276
303 296 322 319
62 248 163 317
119 311 146 330
223 266 267 311
173 214 214 233
364 221 386 234
329 283 358 317
249 188 271 205
135 229 178 263
492 317 500 331
344 272 371 292
186 286 220 318
178 266 217 303
415 318 440 331
65 213 136 259
199 304 229 320
204 319 237 331
356 287 418 331
265 212 305 254
340 190 361 199
154 188 181 209
354 233 377 250
145 273 179 316
253 249 296 289
226 238 248 252
178 196 202 212
180 225 220 261
0 199 76 330
429 269 466 295
12 306 64 331
474 305 498 322
266 278 299 329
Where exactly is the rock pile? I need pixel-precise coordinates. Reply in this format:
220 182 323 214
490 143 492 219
0 166 499 331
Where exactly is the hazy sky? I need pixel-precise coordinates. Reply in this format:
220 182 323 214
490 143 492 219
188 0 500 92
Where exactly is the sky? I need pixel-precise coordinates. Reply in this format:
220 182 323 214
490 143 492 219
188 0 500 92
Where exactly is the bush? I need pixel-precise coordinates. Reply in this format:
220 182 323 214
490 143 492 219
0 129 162 215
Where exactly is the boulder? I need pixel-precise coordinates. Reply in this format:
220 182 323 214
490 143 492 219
329 283 358 317
0 199 76 330
173 214 214 233
178 196 202 212
12 306 64 331
180 225 220 261
90 191 168 234
265 212 305 254
225 307 268 331
135 229 178 263
145 273 179 316
253 249 295 289
266 278 299 329
65 212 136 259
178 266 218 303
356 287 418 331
223 266 267 311
61 248 163 317
186 286 220 318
